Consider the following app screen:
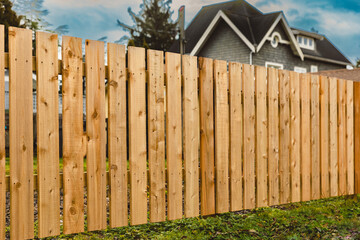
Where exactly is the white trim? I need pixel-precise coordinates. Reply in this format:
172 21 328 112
267 31 290 46
297 35 315 50
190 10 255 56
310 65 318 73
294 66 307 73
303 54 350 66
265 61 284 69
257 14 304 60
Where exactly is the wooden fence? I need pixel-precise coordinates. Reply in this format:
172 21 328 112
0 26 359 239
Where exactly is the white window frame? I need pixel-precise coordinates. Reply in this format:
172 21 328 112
311 65 318 73
265 61 284 69
294 66 307 73
297 35 315 50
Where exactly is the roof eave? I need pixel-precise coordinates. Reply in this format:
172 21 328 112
303 54 351 66
190 10 255 56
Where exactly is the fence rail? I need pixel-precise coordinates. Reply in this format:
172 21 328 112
0 26 359 239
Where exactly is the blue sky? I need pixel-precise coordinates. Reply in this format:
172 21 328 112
43 0 360 64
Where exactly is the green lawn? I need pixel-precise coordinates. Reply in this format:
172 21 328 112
41 195 360 239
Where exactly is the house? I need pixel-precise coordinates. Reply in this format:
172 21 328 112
169 0 351 72
315 68 360 82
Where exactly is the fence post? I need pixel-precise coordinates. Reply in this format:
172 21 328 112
354 82 360 194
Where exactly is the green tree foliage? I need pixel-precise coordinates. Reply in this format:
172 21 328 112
0 0 22 50
13 0 49 31
13 0 69 34
356 58 360 68
117 0 177 51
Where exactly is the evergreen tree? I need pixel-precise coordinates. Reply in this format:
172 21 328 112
13 0 69 35
356 58 360 68
13 0 49 31
0 0 22 50
117 0 177 52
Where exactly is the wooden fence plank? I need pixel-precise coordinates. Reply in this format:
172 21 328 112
214 59 229 213
243 64 256 209
279 70 291 204
329 77 339 197
346 80 354 195
320 76 330 198
338 79 347 196
268 67 279 206
9 26 34 240
289 71 301 202
107 43 128 227
301 74 311 202
148 49 166 222
229 62 243 211
128 46 148 225
199 57 215 216
183 55 200 218
255 66 267 207
36 31 60 238
62 36 85 234
165 52 182 220
311 74 320 200
85 40 107 231
355 81 360 194
0 25 4 240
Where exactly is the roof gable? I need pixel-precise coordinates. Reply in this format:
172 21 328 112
190 10 255 55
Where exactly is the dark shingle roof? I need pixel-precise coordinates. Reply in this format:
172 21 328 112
301 37 351 64
169 0 263 53
169 0 351 65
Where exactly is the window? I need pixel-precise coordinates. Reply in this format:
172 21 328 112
297 35 315 50
271 35 279 48
294 67 307 73
311 65 318 73
266 62 284 69
298 36 302 44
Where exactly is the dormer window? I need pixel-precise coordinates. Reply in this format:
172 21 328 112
297 35 315 50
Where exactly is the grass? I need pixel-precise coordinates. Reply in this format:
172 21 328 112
38 195 360 239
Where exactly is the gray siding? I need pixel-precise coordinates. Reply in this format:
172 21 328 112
253 41 344 72
198 20 251 63
196 21 345 71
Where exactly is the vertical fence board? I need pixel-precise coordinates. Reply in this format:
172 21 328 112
183 55 200 218
301 74 311 201
311 75 320 200
0 25 4 240
289 71 301 202
199 57 215 216
255 66 268 207
346 80 354 195
354 81 360 194
279 70 291 204
229 62 243 211
165 52 182 220
85 40 107 231
243 64 256 209
214 60 229 213
329 77 339 197
36 31 60 238
338 79 347 196
107 43 128 227
62 36 85 234
9 26 34 239
148 49 166 222
128 46 148 225
268 68 279 206
320 76 330 198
